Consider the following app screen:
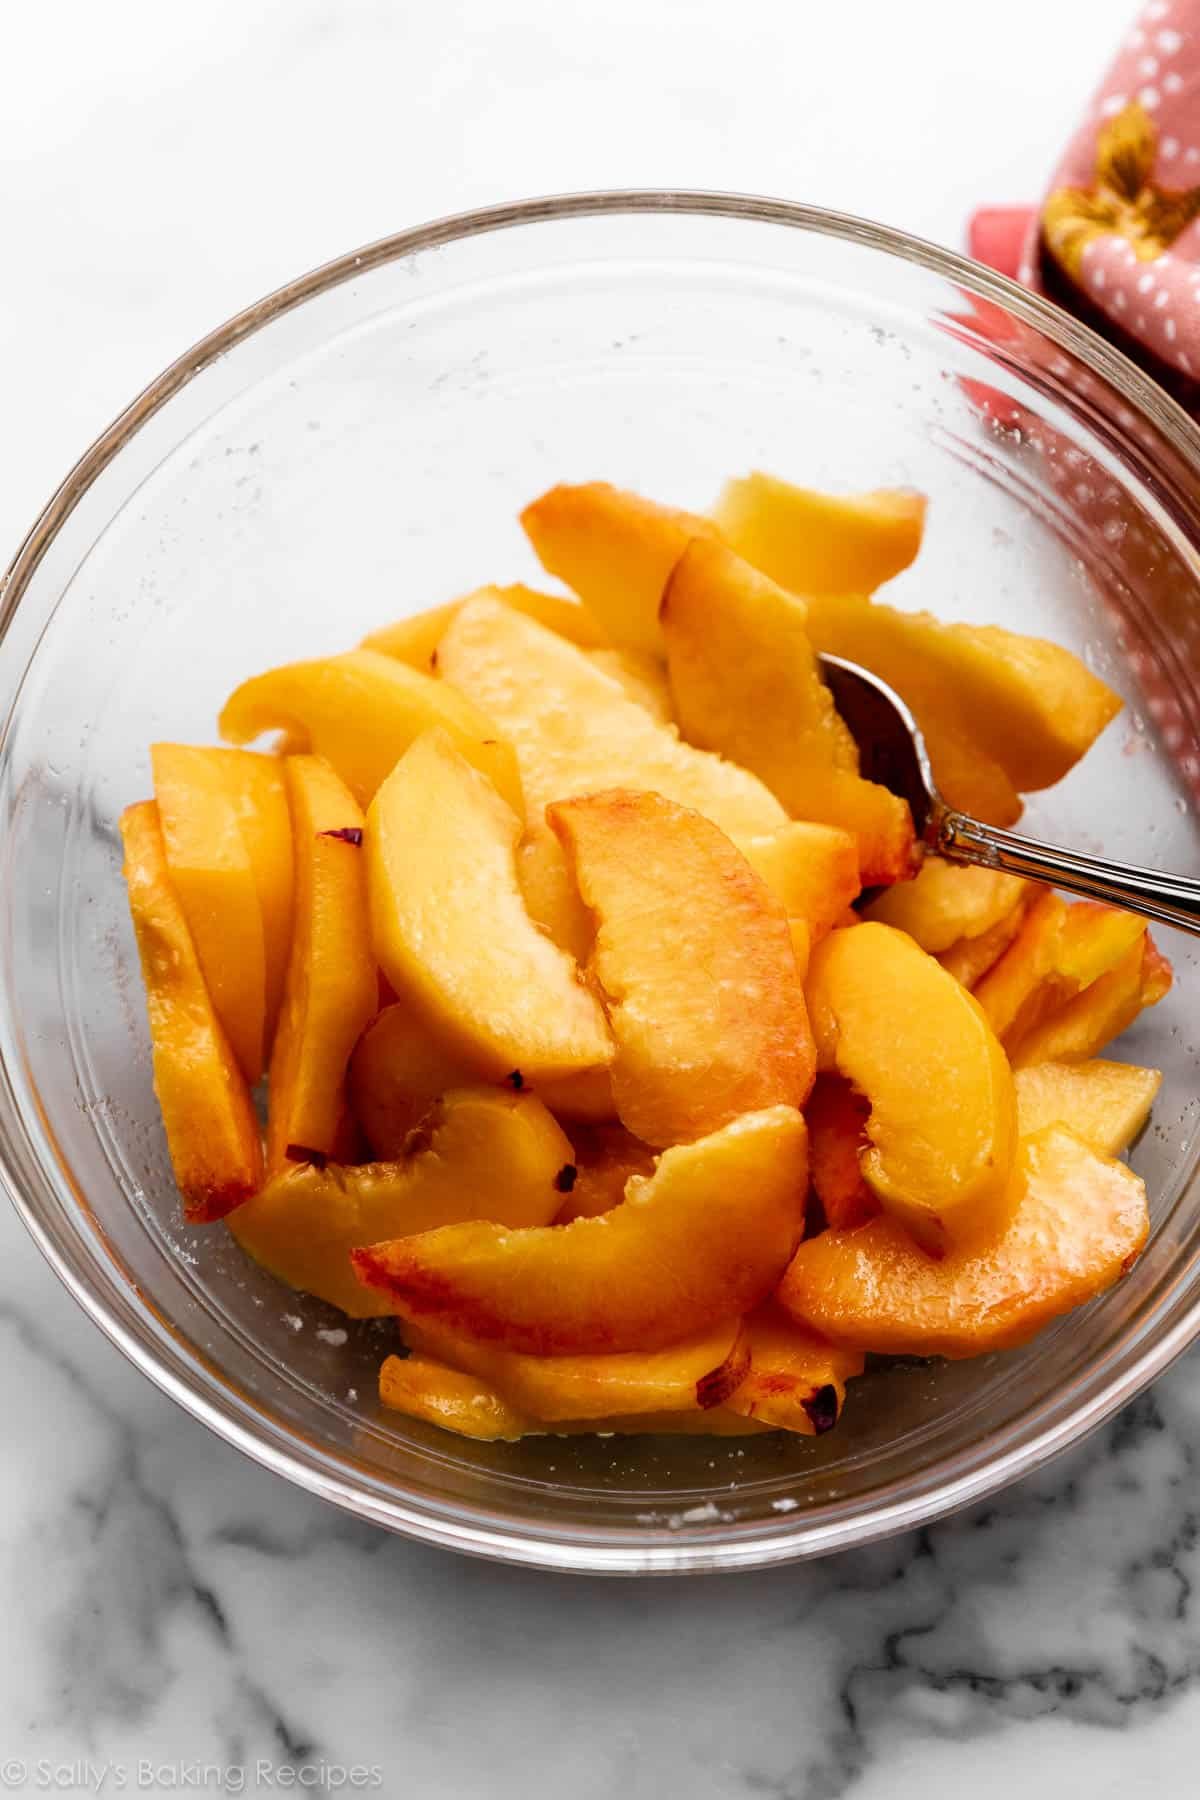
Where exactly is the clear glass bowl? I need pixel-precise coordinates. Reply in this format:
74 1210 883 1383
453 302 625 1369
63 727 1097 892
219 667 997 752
1 193 1198 1574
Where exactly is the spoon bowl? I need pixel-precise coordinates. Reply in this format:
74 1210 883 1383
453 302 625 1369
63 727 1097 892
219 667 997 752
820 654 1200 937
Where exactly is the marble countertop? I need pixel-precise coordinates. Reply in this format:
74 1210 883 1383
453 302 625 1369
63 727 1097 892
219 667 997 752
2 1 1196 1794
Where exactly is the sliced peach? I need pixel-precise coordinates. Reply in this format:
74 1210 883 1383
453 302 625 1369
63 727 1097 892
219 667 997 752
514 834 594 967
585 647 674 723
520 481 718 655
350 1004 614 1158
1057 902 1149 988
376 1355 768 1439
788 917 812 982
266 756 377 1172
554 1122 656 1223
348 1003 465 1152
800 591 1122 796
725 1305 865 1434
1009 934 1171 1069
362 600 460 671
353 1104 808 1353
232 1086 572 1316
1142 937 1174 1005
379 1354 533 1440
366 731 612 1081
437 594 785 837
208 749 295 1052
404 1315 747 1420
922 725 1023 828
219 647 523 815
973 890 1069 1039
778 1126 1149 1357
805 1074 878 1231
150 743 267 1081
712 471 926 594
977 896 1148 1052
1015 1059 1161 1156
550 791 814 1146
438 594 786 959
120 802 263 1222
362 582 607 668
937 900 1029 989
736 824 861 939
662 540 858 771
863 858 1026 954
661 539 916 883
807 922 1017 1254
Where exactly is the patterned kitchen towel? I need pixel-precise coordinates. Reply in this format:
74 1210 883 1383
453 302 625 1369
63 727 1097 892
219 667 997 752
970 0 1200 411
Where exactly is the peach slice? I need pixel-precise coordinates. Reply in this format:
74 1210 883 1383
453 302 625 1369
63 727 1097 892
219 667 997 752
379 1354 533 1440
800 591 1122 797
973 890 1069 1039
976 896 1148 1052
937 900 1029 990
805 1074 877 1232
661 539 916 884
736 824 861 940
788 917 813 982
376 1356 769 1440
437 593 786 960
403 1315 747 1420
1015 1059 1161 1157
863 858 1027 955
520 481 719 655
550 791 814 1146
806 922 1017 1254
219 647 523 816
231 1086 573 1316
1008 934 1171 1069
437 594 785 839
362 582 607 668
1142 936 1175 1007
711 471 926 595
553 1122 657 1223
725 1305 865 1434
585 647 674 723
778 1125 1149 1357
921 726 1023 828
120 801 264 1221
515 836 596 967
266 756 378 1172
208 749 295 1052
350 1004 614 1157
365 731 612 1082
352 1104 809 1353
150 743 268 1082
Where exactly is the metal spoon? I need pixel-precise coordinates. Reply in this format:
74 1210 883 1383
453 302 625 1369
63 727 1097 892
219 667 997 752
819 654 1200 937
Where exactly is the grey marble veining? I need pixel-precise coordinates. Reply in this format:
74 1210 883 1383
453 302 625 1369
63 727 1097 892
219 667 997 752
0 0 1193 1793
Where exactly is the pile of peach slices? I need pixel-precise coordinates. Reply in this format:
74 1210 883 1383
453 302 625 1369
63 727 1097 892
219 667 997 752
122 472 1171 1444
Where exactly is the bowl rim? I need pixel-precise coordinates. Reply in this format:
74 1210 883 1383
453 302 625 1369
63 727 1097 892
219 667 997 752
2 186 1199 1575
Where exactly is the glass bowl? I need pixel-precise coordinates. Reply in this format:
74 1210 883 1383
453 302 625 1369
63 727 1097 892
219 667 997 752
1 192 1198 1575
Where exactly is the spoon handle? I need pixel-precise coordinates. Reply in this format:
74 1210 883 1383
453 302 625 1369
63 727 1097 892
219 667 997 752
935 809 1200 938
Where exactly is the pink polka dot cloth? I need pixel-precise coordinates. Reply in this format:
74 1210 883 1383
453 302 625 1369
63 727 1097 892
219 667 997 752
971 0 1200 411
968 0 1200 812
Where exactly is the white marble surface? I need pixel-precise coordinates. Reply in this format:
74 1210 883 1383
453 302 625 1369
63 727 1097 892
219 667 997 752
3 2 1197 1795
